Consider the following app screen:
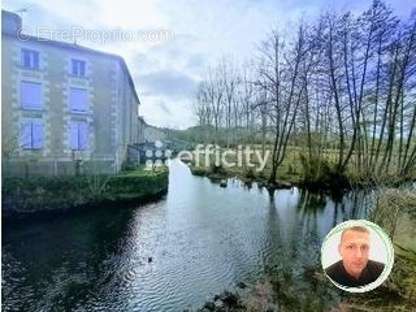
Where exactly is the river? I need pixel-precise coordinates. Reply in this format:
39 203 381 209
2 159 374 311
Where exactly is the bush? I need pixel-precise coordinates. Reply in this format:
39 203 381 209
2 168 169 215
299 154 347 190
345 187 416 311
210 163 226 174
245 168 256 179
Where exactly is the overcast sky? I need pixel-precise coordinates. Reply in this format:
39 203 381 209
2 0 413 129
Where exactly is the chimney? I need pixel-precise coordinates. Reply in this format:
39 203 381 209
2 10 23 36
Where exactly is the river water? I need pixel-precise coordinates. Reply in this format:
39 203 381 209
2 159 374 311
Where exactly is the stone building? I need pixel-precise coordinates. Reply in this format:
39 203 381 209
137 116 166 144
2 10 140 176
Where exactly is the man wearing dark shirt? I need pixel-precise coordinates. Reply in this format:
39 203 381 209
325 225 385 288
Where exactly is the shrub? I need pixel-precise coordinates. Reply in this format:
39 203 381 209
2 168 169 215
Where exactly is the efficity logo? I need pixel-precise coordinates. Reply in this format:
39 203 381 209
144 140 172 169
144 142 271 172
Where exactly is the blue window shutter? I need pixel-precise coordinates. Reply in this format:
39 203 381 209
78 89 87 111
69 88 87 112
21 49 39 69
71 59 85 77
33 52 39 69
69 88 78 111
71 59 77 75
22 50 31 67
79 61 85 77
32 121 44 149
21 121 32 149
79 122 88 150
21 81 42 109
70 121 79 150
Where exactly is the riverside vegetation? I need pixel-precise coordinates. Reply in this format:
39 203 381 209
185 1 416 304
2 165 169 217
193 187 416 312
187 145 415 194
179 0 416 193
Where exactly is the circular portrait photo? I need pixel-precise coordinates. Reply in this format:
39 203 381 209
321 220 394 293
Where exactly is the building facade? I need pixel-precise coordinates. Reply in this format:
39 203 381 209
2 11 140 176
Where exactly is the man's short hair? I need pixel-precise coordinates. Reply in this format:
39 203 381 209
340 225 370 242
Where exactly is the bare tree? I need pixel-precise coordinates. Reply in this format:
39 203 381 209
191 0 416 184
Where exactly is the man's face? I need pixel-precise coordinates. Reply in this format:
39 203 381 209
338 230 370 278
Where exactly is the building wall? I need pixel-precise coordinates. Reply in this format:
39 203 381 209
113 62 139 171
2 32 140 176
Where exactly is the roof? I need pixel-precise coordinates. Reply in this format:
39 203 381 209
2 29 140 105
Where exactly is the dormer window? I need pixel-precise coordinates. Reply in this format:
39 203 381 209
71 59 86 77
21 49 39 70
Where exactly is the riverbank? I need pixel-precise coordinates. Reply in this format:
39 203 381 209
194 272 339 312
2 166 169 219
343 188 416 311
190 163 297 189
193 188 416 312
186 147 415 195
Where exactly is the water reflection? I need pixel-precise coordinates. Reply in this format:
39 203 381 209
3 159 374 311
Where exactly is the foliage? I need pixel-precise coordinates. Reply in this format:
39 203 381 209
342 187 416 311
298 153 350 191
190 0 416 183
2 167 169 215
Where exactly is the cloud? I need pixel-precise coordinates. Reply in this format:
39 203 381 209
140 96 194 129
156 100 172 115
185 53 206 72
3 0 413 129
137 69 197 100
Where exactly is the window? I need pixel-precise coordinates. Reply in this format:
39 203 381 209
70 120 88 150
69 87 88 112
71 59 86 77
21 49 39 70
21 119 44 149
20 81 42 110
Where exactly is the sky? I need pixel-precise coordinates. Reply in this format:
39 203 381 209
2 0 414 129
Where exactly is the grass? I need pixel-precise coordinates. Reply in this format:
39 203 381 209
2 165 169 217
327 188 416 311
187 145 415 192
189 146 302 181
194 187 416 312
119 165 168 177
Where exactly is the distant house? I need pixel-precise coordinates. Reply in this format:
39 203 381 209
137 116 166 143
125 116 168 166
2 10 140 176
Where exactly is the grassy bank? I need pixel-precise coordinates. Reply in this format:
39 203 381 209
194 187 416 312
341 188 416 311
2 166 169 217
187 146 415 193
